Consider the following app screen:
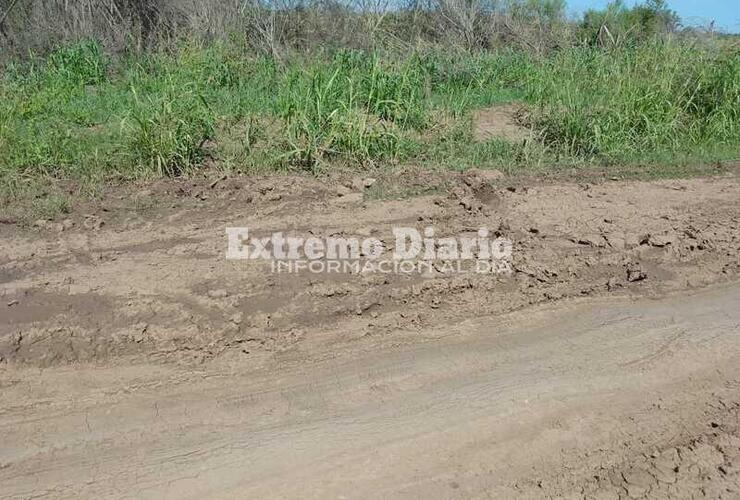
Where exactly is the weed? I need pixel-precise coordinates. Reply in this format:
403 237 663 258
126 85 214 177
1 38 738 218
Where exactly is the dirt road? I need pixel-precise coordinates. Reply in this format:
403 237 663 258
1 173 739 498
1 284 740 499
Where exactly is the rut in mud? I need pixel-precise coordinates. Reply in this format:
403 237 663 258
2 283 740 499
1 174 738 366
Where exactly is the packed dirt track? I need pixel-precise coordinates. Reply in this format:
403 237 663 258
1 173 740 498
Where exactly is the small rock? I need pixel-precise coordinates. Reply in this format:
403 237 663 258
230 312 244 325
33 219 48 228
362 177 377 188
266 192 282 202
335 185 352 197
61 219 75 230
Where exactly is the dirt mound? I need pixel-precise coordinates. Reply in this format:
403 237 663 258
0 174 738 366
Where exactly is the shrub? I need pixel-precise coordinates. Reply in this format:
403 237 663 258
126 86 214 177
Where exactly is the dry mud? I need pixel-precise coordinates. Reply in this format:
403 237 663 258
1 172 739 498
1 173 737 367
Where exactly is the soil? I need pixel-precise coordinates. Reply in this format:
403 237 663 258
472 104 532 143
1 171 739 498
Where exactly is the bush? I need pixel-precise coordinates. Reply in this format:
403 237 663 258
580 0 679 46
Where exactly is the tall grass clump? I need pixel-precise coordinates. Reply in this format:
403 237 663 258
526 39 740 161
274 50 428 169
45 40 109 86
0 40 117 191
126 85 215 177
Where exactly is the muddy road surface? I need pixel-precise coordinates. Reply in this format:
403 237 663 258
1 173 739 498
2 285 740 499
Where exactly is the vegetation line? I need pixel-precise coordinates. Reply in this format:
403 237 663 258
0 0 738 219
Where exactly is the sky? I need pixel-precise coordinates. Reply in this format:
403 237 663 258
566 0 740 33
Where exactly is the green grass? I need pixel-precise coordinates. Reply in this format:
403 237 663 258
1 38 738 217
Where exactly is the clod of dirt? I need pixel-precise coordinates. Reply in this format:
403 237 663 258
129 323 149 343
605 234 626 249
578 234 607 247
648 233 675 247
458 195 482 212
462 168 505 188
352 177 377 190
2 175 738 369
627 267 648 282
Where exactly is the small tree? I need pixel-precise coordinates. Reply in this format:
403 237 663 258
580 0 679 46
